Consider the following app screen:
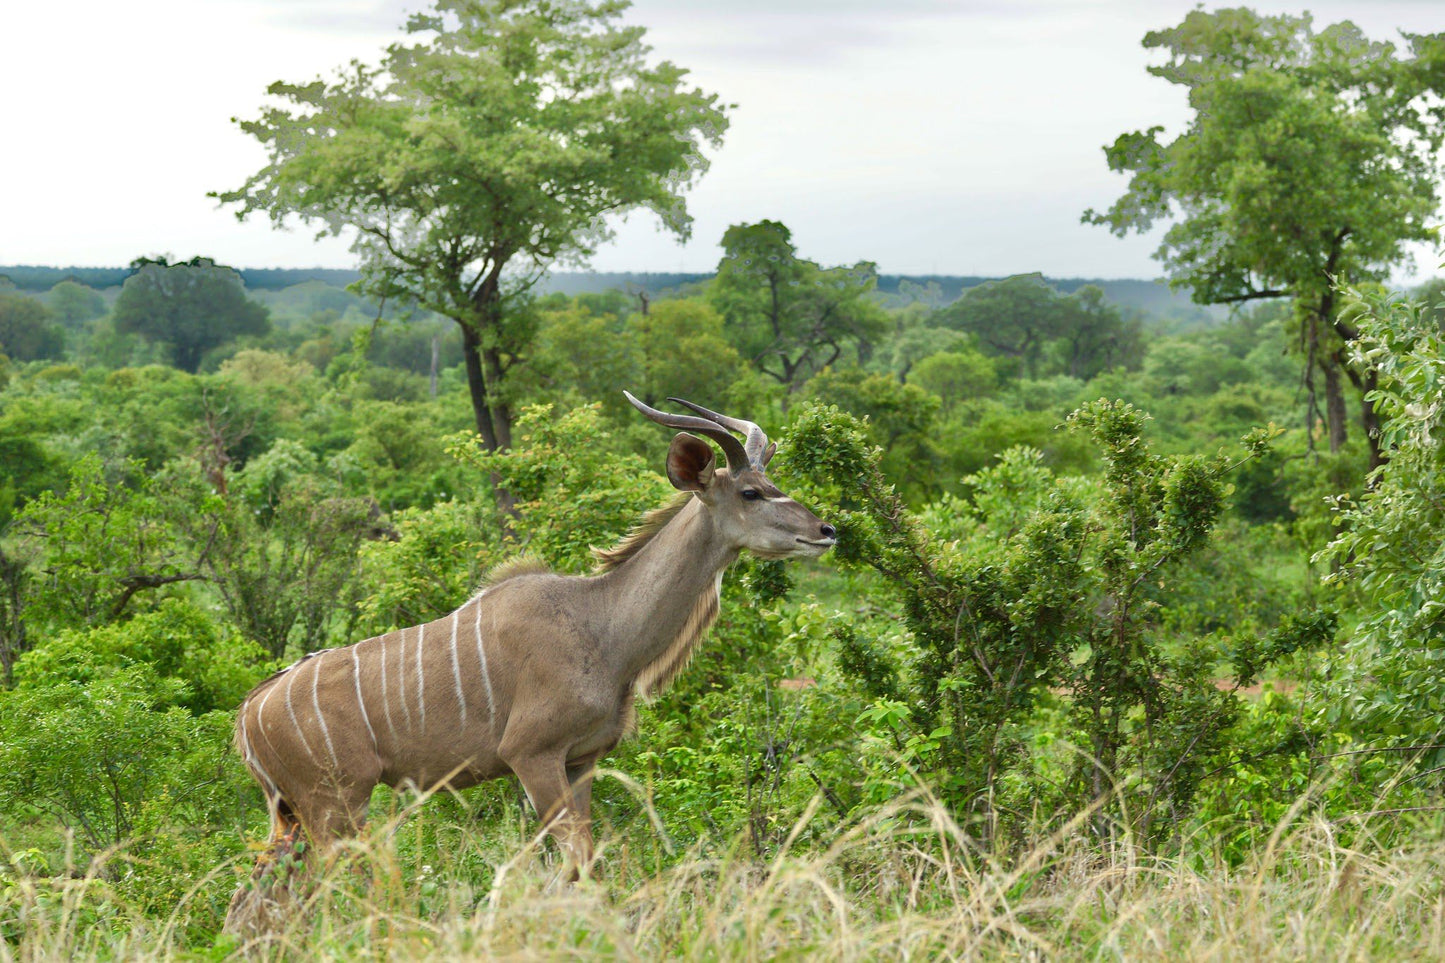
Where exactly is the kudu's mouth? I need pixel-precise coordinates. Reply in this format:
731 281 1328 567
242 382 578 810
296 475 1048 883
796 536 837 552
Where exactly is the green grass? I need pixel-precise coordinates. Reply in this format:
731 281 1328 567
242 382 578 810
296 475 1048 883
5 779 1445 960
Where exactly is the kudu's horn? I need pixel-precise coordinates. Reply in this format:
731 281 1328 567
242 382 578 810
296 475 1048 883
665 397 775 469
624 391 753 472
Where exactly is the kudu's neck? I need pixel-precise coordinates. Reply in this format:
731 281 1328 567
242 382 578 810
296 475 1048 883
598 496 737 684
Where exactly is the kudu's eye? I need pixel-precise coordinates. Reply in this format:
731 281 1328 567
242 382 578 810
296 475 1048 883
741 489 762 501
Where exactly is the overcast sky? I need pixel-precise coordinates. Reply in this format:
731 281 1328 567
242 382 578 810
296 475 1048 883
3 0 1442 280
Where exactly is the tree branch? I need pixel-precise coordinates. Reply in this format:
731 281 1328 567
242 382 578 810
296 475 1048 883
108 573 206 621
1212 289 1289 304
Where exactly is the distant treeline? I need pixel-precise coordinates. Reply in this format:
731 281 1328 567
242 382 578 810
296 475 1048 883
3 264 1216 321
0 265 365 292
535 271 1206 317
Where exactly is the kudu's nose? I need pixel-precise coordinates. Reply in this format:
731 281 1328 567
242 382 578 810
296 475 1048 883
820 523 837 540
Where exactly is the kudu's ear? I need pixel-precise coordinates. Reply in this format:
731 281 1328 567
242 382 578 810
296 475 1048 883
666 432 716 492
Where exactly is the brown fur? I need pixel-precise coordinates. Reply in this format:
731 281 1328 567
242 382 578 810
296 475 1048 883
235 649 320 710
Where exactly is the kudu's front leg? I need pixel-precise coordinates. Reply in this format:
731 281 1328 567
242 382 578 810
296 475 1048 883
507 751 596 880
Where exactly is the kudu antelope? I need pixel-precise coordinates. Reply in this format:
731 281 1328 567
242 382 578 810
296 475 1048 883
225 392 835 932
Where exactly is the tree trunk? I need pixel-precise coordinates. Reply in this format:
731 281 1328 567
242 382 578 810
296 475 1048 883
429 335 439 400
460 323 501 451
1333 348 1387 473
1322 358 1348 454
0 548 27 687
458 286 517 517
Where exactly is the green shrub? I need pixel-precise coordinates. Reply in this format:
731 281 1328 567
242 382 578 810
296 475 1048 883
13 598 268 715
0 667 249 854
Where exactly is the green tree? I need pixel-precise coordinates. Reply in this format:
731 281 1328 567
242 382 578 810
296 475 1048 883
216 0 729 480
910 348 996 412
458 403 668 571
883 305 966 383
629 299 747 409
111 257 270 372
0 667 243 853
1086 8 1445 467
800 368 941 502
1055 285 1144 380
521 301 640 418
13 455 212 633
710 220 887 395
47 279 107 328
935 274 1071 377
13 598 268 716
202 467 376 659
0 292 64 361
781 402 1322 847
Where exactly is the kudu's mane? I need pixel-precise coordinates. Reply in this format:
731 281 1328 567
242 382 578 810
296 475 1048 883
591 492 694 573
481 555 552 587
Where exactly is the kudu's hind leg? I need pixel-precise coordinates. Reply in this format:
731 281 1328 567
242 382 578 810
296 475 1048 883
224 800 307 939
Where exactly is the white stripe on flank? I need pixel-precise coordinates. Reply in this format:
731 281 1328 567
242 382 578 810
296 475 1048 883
254 671 279 747
352 646 379 754
449 609 467 727
284 665 319 764
310 655 339 768
395 627 413 729
378 634 399 742
415 621 427 731
473 597 496 730
238 715 279 798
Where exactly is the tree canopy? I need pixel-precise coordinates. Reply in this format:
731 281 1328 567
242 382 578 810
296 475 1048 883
0 293 64 363
46 281 106 328
111 257 270 373
217 0 729 465
709 220 887 394
1086 8 1445 466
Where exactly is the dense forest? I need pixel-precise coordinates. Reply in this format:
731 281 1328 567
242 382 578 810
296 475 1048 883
4 2 1445 959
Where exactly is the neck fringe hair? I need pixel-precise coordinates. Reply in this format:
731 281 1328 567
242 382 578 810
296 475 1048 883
635 584 720 699
591 492 695 573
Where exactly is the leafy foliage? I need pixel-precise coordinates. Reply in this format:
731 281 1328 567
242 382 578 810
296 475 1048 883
0 668 246 854
710 220 888 392
11 454 210 633
1318 288 1445 750
781 400 1325 846
458 403 670 571
0 292 64 362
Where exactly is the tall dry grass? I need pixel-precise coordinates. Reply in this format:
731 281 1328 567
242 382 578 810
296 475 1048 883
3 774 1445 960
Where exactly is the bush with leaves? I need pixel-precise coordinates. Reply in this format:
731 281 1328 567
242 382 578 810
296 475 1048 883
11 453 213 634
780 400 1329 848
202 477 375 659
0 666 248 856
12 598 268 715
458 403 671 571
1318 288 1445 758
353 497 501 639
